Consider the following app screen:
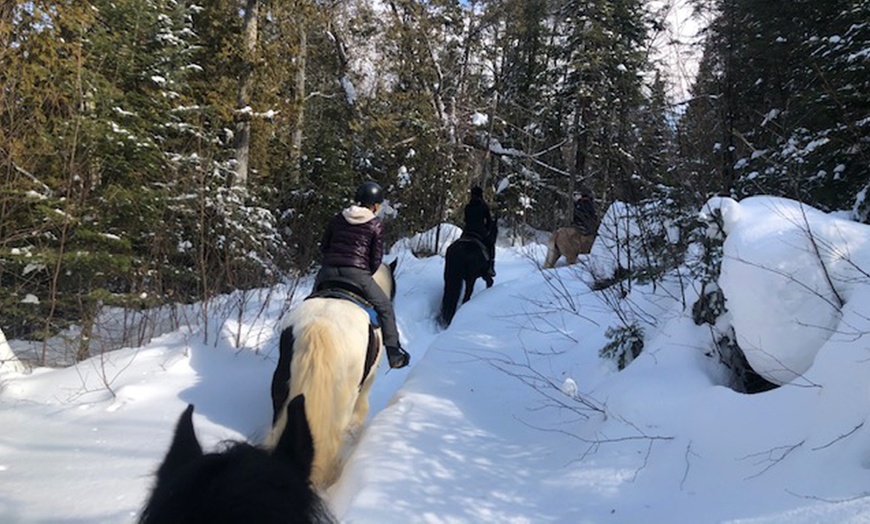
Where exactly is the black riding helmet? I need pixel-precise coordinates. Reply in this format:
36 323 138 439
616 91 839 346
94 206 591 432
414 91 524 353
355 181 384 206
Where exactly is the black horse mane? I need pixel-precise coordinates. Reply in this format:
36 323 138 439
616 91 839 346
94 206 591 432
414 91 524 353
140 396 335 524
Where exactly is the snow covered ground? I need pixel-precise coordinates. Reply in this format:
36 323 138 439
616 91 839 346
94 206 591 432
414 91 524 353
2 196 870 523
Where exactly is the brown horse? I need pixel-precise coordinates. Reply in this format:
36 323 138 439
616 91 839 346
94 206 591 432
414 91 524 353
543 227 595 268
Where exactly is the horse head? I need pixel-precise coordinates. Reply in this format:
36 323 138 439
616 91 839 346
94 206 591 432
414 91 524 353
140 395 334 524
373 259 398 301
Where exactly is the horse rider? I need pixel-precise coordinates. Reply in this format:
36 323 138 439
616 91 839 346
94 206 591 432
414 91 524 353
572 187 599 236
462 186 496 278
314 181 410 369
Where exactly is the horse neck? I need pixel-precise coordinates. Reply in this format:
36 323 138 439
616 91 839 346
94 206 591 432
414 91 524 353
372 264 393 298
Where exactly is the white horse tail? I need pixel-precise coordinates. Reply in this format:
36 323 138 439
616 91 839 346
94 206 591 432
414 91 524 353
290 320 355 489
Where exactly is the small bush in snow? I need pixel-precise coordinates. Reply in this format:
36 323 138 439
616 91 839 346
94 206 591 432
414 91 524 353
600 323 644 370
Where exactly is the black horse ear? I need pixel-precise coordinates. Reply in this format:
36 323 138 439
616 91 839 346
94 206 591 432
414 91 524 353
389 258 397 272
274 395 314 480
156 404 203 481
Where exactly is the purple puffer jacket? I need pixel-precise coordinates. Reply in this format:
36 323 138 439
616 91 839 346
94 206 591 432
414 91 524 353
320 205 384 273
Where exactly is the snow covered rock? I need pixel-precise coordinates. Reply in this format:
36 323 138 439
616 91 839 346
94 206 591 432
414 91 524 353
0 327 26 374
706 196 870 385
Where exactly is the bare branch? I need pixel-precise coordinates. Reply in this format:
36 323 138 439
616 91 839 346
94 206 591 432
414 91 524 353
811 422 865 451
739 440 806 480
12 162 54 196
681 441 700 491
796 202 844 308
785 489 870 504
725 253 842 312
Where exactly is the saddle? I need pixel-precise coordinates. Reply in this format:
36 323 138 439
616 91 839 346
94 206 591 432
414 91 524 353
458 232 490 261
570 221 599 237
308 280 379 327
306 279 381 388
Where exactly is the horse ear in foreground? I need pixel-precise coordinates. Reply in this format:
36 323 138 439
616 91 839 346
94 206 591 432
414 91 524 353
140 395 335 524
267 261 397 489
543 227 595 269
438 230 496 328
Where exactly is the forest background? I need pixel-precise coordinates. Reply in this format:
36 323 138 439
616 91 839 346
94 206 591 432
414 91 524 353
1 0 867 367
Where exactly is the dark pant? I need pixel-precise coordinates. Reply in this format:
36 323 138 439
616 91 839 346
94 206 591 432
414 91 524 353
314 266 400 348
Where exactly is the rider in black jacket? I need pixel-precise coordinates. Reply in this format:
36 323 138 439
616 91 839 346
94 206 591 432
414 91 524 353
572 189 598 236
463 186 496 278
314 182 409 369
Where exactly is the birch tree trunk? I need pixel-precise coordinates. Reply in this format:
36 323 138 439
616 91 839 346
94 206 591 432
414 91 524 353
233 0 260 189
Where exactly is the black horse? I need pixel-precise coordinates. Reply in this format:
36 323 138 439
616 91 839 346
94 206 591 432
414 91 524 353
140 395 335 524
438 224 497 327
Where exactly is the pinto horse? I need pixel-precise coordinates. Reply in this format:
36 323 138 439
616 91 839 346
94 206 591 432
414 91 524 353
266 260 397 489
543 226 595 268
140 395 335 524
437 225 496 327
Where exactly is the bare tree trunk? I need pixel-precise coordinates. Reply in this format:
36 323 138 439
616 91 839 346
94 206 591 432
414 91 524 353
289 24 307 185
233 0 260 189
43 39 86 364
561 93 589 227
482 20 504 191
561 147 575 226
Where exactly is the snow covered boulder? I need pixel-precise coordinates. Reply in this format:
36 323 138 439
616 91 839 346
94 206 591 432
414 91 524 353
0 326 26 374
588 200 681 282
704 196 870 385
392 223 463 257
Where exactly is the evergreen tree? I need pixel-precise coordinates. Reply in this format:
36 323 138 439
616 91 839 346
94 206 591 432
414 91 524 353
680 0 868 218
1 0 290 352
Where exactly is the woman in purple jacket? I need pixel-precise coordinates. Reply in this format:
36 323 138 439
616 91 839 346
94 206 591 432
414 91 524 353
313 182 409 369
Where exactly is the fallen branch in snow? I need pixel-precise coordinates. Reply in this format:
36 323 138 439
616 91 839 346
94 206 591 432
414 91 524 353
511 412 673 467
520 248 588 319
477 346 606 418
811 422 865 451
468 343 674 477
681 441 701 491
495 256 601 341
784 489 870 504
739 439 806 480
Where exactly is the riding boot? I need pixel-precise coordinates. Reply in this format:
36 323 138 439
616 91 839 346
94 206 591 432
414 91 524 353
486 259 496 278
486 241 496 278
386 345 410 369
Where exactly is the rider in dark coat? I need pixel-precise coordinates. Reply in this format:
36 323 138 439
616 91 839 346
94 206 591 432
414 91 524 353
463 186 496 277
572 189 599 236
314 181 409 369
